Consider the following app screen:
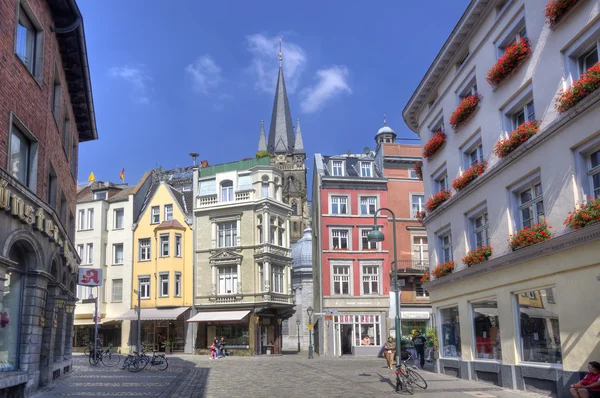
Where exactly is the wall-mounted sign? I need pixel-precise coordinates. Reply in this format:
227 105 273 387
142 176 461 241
401 311 430 320
78 268 102 286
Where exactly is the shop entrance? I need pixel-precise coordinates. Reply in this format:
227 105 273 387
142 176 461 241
340 324 353 355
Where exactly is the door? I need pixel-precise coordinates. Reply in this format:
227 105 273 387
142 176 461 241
341 324 353 355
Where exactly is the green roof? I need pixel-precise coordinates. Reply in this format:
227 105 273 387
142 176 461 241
199 157 271 178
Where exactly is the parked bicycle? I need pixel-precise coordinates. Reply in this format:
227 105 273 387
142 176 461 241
395 354 427 394
122 351 148 372
89 345 121 367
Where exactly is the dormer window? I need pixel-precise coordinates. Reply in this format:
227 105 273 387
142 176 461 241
360 162 372 177
221 180 233 202
332 161 344 176
93 191 107 200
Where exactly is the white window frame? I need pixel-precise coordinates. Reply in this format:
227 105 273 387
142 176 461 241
508 172 543 232
331 160 344 176
436 227 452 263
410 193 425 218
408 169 418 179
517 182 544 229
361 263 380 295
218 266 238 295
93 191 107 200
262 182 269 198
164 204 173 221
151 206 160 224
428 112 445 136
415 282 429 298
112 243 124 265
360 161 372 177
331 228 350 250
330 195 349 215
77 209 85 231
221 180 234 202
360 229 378 250
331 262 352 296
85 243 93 265
465 202 490 250
8 117 39 192
113 208 124 229
160 233 170 257
574 137 600 201
86 208 94 229
432 165 449 193
456 71 478 102
217 221 237 248
359 195 377 215
500 83 534 133
174 272 182 297
159 273 169 297
77 244 84 260
271 265 284 294
15 4 44 81
460 131 484 171
139 238 151 261
495 11 527 58
175 233 182 257
411 235 429 266
111 279 123 302
139 276 150 299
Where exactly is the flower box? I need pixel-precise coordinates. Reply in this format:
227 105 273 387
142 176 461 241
462 246 493 267
452 161 487 191
486 38 532 88
508 220 552 250
432 261 455 279
423 131 446 160
449 94 482 130
564 197 600 229
421 272 430 284
555 62 600 114
494 120 540 158
546 0 580 28
414 161 423 180
425 189 452 212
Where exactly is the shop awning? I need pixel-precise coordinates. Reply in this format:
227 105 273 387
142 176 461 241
115 307 189 321
74 319 99 326
186 310 250 322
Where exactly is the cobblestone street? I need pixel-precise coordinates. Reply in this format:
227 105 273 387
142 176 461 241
32 354 545 398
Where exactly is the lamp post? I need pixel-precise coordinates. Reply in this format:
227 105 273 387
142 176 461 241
368 208 402 367
277 319 282 354
296 319 301 353
307 306 314 359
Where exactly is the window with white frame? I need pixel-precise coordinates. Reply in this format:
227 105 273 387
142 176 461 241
579 43 599 74
360 196 377 215
87 208 94 229
218 221 237 247
271 265 284 293
151 206 160 224
221 180 233 202
160 233 170 257
93 191 107 200
86 243 93 264
219 266 238 294
262 182 269 197
511 99 536 130
139 277 150 299
430 114 445 134
360 162 372 177
411 194 425 218
111 279 123 302
10 124 36 188
160 273 169 297
471 212 489 248
77 209 85 230
438 231 452 263
113 243 124 265
361 229 377 250
332 265 350 295
174 272 182 297
16 5 43 79
331 229 349 249
258 264 265 292
164 204 173 221
517 183 544 229
332 160 344 176
77 244 83 260
412 236 429 266
175 234 182 257
409 169 418 179
415 283 429 298
113 208 124 229
457 75 478 101
362 265 379 295
330 196 348 215
139 238 151 261
589 149 600 199
466 143 483 168
497 17 527 57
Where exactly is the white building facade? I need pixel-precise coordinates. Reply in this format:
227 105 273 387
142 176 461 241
403 1 600 396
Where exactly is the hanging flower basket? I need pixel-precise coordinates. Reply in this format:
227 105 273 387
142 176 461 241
449 94 482 130
452 161 487 191
432 261 455 279
555 62 600 114
425 189 452 212
546 0 580 28
508 220 552 250
421 272 430 283
423 131 446 160
462 246 493 267
486 38 532 88
494 120 540 158
414 161 423 180
564 197 600 229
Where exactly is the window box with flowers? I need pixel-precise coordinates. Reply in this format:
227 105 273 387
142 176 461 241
494 120 540 158
425 189 452 212
423 131 447 160
564 197 600 229
421 272 430 283
414 161 423 180
462 245 493 267
508 220 552 250
545 0 580 29
486 38 532 88
452 161 487 191
432 260 455 279
449 94 482 130
555 63 600 114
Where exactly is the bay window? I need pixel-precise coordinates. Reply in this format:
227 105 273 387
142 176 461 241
271 265 284 293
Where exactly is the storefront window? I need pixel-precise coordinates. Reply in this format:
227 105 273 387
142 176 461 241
440 306 461 358
335 314 381 351
1 271 23 371
215 325 249 346
517 287 561 364
402 321 429 342
472 300 501 360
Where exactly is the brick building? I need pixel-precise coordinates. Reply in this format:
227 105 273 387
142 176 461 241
0 0 97 395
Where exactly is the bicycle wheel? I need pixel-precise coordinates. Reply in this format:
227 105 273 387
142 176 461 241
121 355 133 369
153 356 168 371
407 369 427 389
84 347 90 356
129 356 149 372
101 352 121 367
89 351 100 366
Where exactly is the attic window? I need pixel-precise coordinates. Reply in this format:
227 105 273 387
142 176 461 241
182 184 192 191
332 161 344 176
93 191 107 200
360 162 372 177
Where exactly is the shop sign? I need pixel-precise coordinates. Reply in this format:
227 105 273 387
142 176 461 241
0 178 74 264
78 268 102 286
401 311 430 320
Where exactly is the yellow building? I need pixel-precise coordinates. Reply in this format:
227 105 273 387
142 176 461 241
121 170 194 353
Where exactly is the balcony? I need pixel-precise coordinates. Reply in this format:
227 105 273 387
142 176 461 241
392 259 429 274
197 190 253 207
214 295 242 304
254 243 291 258
262 293 294 304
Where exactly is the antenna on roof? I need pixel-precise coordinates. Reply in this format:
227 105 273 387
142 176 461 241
278 37 283 66
189 152 199 166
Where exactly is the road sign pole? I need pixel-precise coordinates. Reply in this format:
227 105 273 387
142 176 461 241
94 291 98 356
134 289 141 352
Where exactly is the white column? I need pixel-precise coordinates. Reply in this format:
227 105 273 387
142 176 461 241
287 265 292 295
285 219 290 248
211 265 217 295
211 221 217 249
263 210 270 244
264 261 271 292
236 217 241 247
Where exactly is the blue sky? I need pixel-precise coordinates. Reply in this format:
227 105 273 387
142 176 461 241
77 0 469 187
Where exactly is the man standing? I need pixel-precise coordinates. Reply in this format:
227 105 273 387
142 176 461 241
412 331 427 368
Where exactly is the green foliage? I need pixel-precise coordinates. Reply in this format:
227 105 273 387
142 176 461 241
426 327 438 349
255 151 271 159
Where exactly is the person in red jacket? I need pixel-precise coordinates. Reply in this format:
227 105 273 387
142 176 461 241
571 361 600 398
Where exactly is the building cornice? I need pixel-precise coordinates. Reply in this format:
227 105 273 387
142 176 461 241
424 222 600 291
321 177 388 184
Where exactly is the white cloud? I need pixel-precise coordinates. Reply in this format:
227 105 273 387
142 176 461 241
185 55 222 95
246 33 306 93
109 66 152 104
300 66 351 113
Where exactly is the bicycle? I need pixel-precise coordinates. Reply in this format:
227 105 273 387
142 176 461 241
124 351 149 372
89 345 121 367
395 354 428 394
137 345 168 371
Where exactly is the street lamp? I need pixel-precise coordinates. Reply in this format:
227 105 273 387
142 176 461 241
296 319 301 353
54 297 66 311
65 302 76 314
368 208 402 367
307 306 314 359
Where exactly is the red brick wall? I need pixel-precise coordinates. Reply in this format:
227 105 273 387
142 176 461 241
0 0 80 235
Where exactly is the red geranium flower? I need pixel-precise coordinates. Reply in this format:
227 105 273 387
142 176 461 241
432 261 455 279
452 161 487 191
508 220 552 250
449 94 482 130
494 120 540 158
564 197 600 229
555 62 600 114
422 131 446 160
462 246 493 267
486 38 531 88
545 0 580 28
425 189 452 212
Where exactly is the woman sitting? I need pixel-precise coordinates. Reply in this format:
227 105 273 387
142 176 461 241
571 361 600 398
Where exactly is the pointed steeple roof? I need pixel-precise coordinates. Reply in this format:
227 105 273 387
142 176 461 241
267 66 295 154
257 120 268 152
293 118 305 154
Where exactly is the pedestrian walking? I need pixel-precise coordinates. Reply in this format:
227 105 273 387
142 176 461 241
412 331 427 368
383 336 396 370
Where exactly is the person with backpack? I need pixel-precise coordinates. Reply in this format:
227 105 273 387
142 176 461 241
412 331 427 368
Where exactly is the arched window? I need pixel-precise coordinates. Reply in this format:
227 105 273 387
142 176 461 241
293 222 298 232
221 180 233 202
291 201 298 215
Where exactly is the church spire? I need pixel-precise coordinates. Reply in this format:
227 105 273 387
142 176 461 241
257 120 267 153
293 118 305 154
267 39 295 154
